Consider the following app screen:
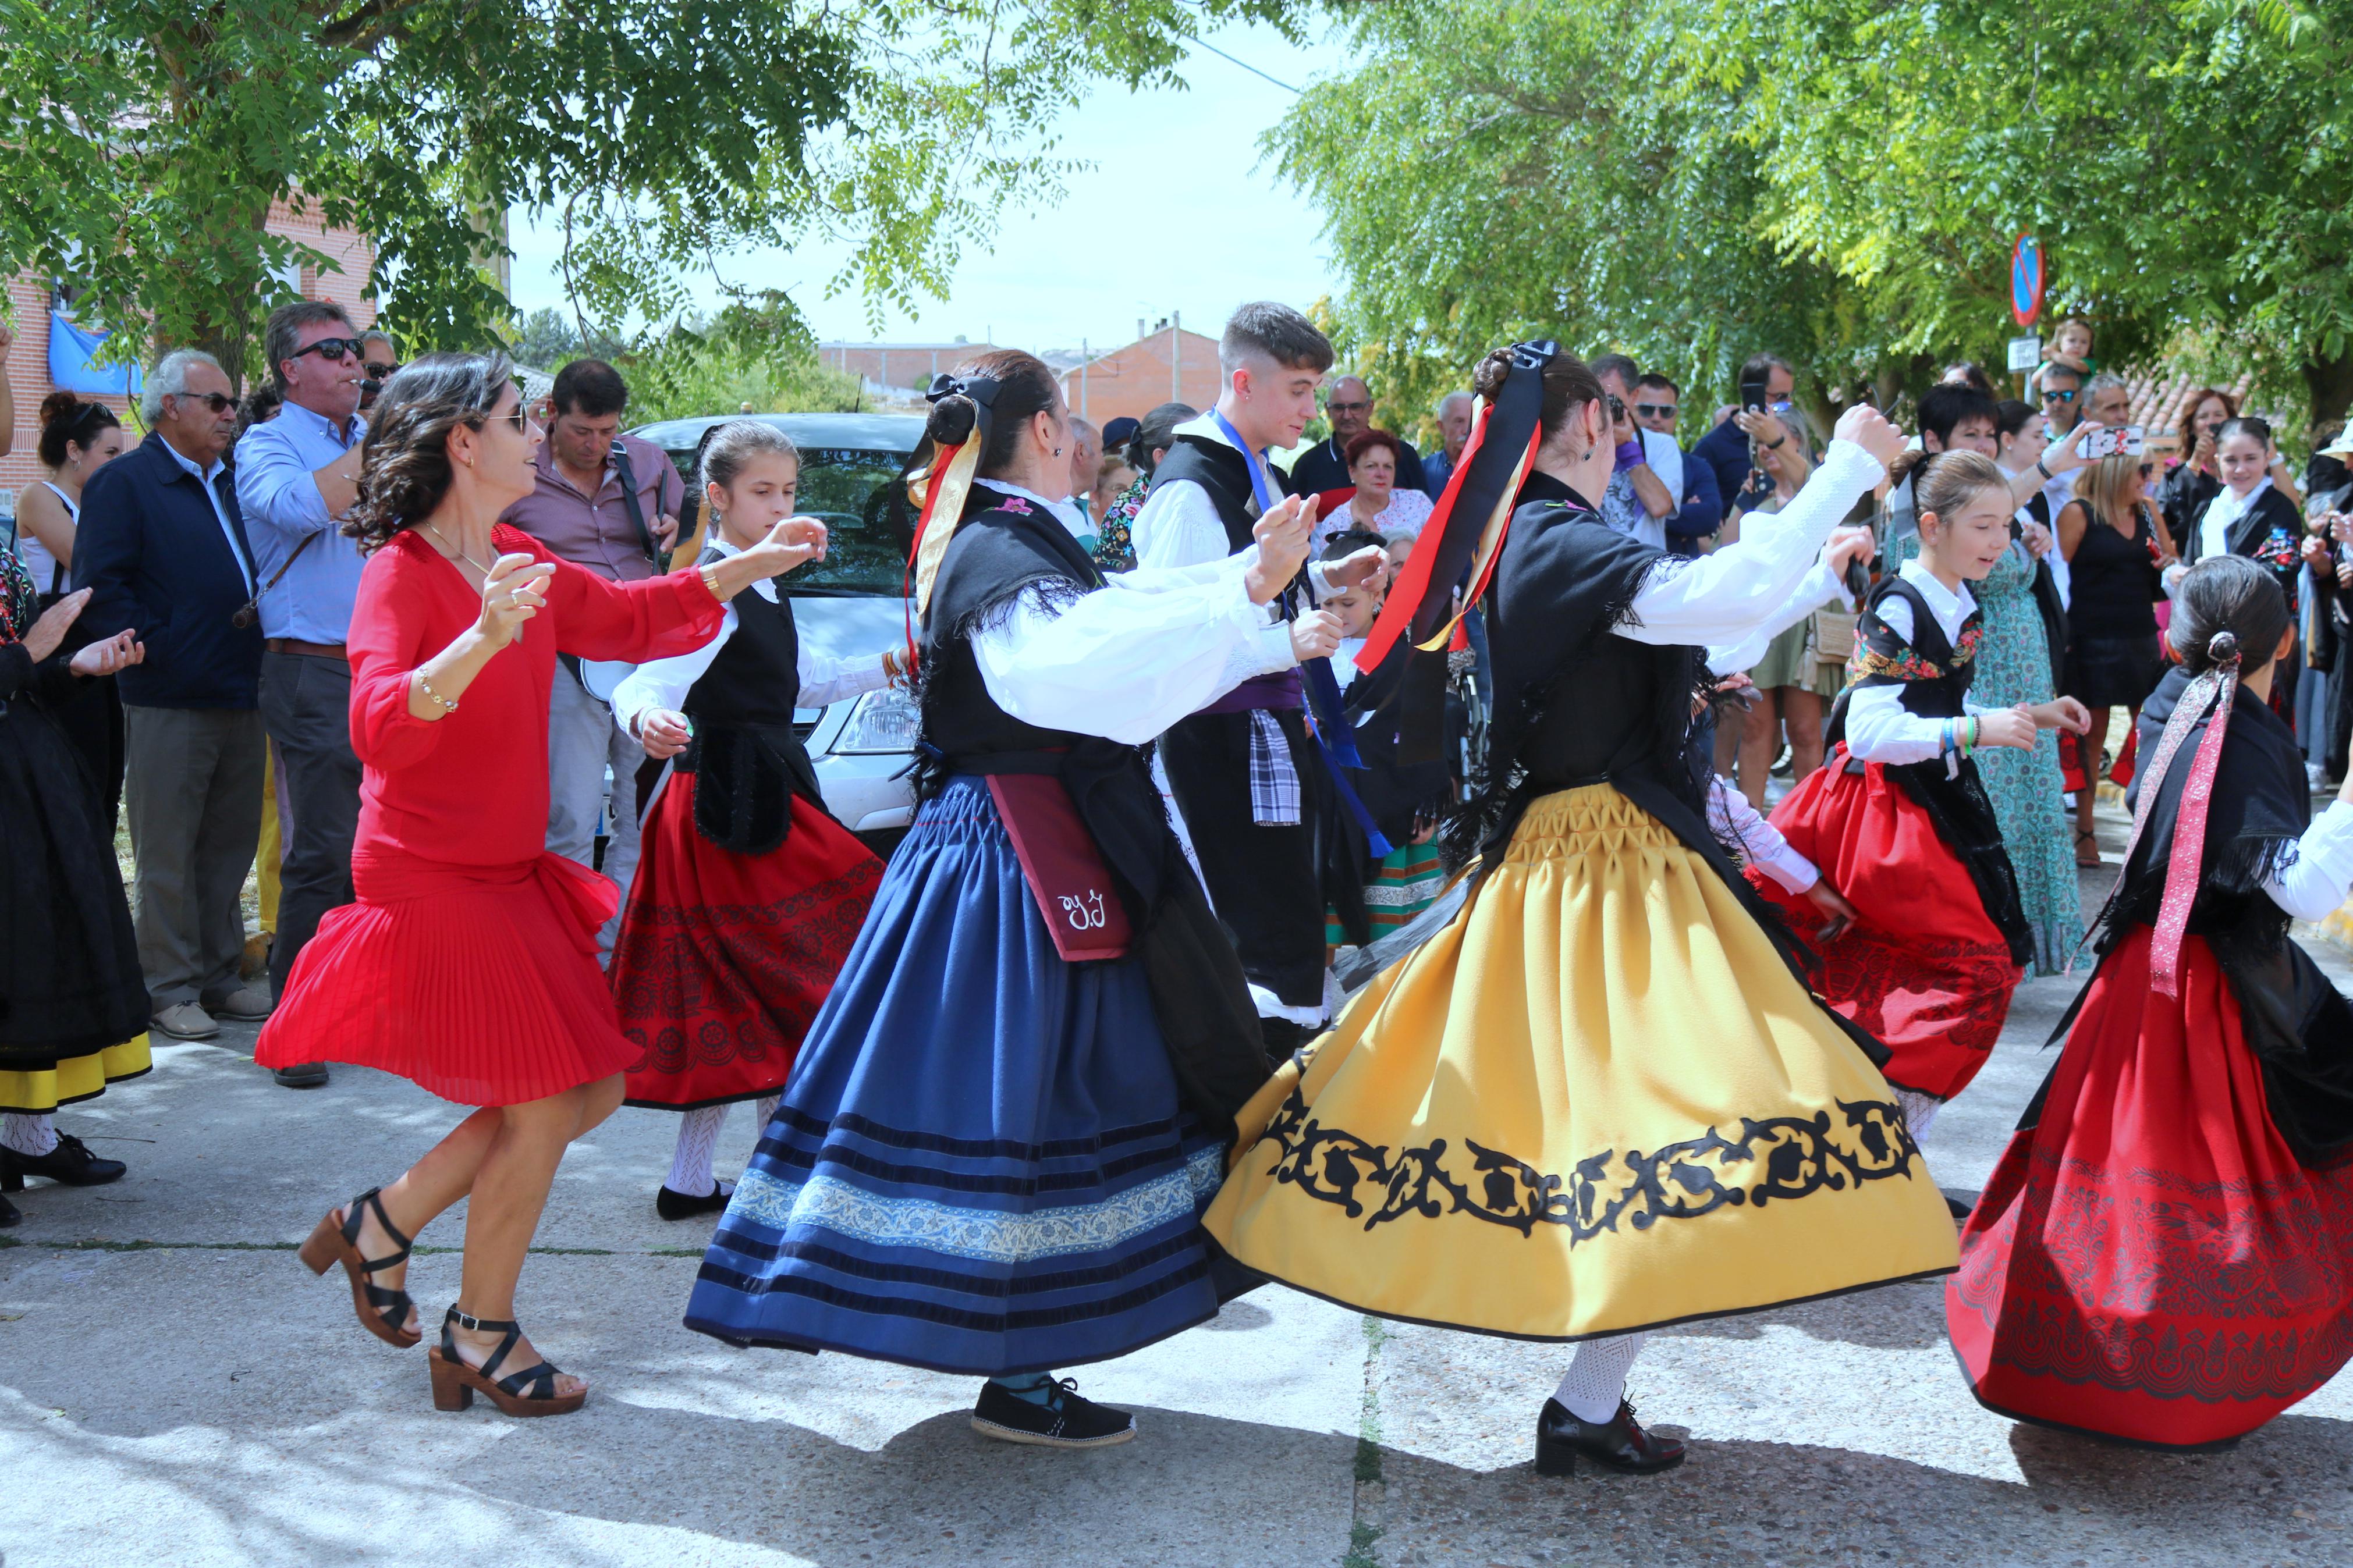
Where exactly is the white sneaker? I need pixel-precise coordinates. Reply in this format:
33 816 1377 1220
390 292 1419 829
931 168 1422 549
151 1002 220 1040
2309 762 2330 791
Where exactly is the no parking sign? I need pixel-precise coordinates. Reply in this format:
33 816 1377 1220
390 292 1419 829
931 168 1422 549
2011 234 2045 328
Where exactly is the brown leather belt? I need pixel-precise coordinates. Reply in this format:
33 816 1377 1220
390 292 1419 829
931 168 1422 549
265 638 348 662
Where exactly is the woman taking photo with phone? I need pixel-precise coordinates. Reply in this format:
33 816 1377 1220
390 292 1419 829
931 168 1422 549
259 352 822 1417
1721 407 1844 805
2154 386 2237 548
2059 451 2175 864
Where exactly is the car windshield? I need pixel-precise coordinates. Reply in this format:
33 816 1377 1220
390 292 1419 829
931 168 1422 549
787 447 912 596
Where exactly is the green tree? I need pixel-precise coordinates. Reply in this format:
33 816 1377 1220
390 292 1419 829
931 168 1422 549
0 1 1302 385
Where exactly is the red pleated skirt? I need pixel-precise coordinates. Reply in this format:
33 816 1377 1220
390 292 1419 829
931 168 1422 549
258 847 636 1106
1947 927 2353 1447
1751 748 2022 1102
610 774 881 1110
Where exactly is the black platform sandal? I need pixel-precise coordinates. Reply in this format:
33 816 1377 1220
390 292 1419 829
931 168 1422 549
429 1307 588 1417
297 1187 421 1349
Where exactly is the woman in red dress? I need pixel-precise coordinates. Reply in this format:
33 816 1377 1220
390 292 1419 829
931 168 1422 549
1950 556 2353 1449
260 353 825 1417
606 421 899 1219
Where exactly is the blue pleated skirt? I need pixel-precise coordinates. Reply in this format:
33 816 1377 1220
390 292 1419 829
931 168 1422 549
683 776 1230 1375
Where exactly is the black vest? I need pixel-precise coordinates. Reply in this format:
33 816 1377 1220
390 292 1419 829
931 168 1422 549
675 545 822 853
1148 435 1261 553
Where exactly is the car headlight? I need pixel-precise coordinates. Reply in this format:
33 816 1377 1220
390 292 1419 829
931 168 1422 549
831 687 920 754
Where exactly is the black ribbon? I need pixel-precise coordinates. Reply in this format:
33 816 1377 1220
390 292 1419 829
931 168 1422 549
1405 340 1555 650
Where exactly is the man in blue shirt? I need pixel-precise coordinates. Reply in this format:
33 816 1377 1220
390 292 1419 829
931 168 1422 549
1629 372 1726 556
1692 353 1798 522
74 349 268 1043
234 301 372 1087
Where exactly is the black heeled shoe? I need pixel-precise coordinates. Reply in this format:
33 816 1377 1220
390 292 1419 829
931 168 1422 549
430 1307 587 1417
0 1191 18 1228
297 1187 421 1348
655 1180 733 1221
0 1133 127 1190
1534 1396 1687 1476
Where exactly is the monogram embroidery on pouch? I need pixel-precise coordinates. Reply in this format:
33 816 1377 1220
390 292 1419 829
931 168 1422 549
1250 1090 1923 1240
1059 888 1109 931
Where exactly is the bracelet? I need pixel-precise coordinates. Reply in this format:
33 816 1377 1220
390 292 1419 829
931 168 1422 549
1766 436 1787 450
2035 457 2053 481
699 563 724 600
416 670 457 715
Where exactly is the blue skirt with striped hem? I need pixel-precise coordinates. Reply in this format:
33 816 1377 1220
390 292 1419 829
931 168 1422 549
684 775 1230 1376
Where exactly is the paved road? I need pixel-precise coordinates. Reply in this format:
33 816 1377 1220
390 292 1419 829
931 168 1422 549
8 802 2351 1567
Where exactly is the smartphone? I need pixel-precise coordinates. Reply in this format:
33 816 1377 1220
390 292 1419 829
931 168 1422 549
1739 373 1770 415
2078 424 2146 461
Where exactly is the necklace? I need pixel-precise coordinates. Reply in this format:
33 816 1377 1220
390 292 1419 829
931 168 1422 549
423 522 495 577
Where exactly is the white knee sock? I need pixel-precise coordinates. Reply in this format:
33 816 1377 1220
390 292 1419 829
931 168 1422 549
754 1094 780 1133
667 1106 727 1196
1 1113 58 1157
1894 1089 1942 1141
1555 1332 1649 1423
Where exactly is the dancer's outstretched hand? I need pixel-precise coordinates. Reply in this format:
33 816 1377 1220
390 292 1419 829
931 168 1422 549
638 708 693 760
1973 709 2037 750
2027 697 2092 734
1247 496 1314 605
1832 403 1907 470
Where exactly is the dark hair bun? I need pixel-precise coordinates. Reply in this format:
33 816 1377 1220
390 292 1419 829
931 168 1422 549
925 393 978 448
1471 347 1514 403
38 391 81 428
2208 630 2240 666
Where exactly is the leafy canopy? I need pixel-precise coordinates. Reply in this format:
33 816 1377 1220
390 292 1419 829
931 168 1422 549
0 0 1301 383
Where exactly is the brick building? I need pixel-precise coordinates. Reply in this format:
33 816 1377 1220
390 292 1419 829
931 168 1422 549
1 200 375 500
1061 326 1220 425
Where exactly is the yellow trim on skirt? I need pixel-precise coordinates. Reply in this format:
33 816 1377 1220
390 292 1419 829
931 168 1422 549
0 1035 154 1114
1205 785 1958 1341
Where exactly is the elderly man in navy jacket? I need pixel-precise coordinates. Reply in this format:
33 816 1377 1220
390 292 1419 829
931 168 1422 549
73 349 270 1042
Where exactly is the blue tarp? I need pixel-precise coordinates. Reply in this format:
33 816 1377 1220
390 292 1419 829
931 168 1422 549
48 310 141 397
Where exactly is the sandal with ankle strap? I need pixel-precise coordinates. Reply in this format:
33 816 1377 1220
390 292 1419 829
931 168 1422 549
297 1187 421 1349
2075 828 2102 867
430 1307 587 1417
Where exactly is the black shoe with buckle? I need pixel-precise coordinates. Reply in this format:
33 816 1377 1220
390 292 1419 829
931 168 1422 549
655 1180 734 1221
971 1377 1137 1448
1534 1396 1687 1476
0 1133 127 1190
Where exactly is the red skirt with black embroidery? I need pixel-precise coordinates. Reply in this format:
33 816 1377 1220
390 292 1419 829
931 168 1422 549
1947 926 2353 1447
1749 747 2022 1103
610 773 883 1111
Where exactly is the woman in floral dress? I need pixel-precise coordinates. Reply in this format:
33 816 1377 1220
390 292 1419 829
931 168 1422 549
1968 542 2085 972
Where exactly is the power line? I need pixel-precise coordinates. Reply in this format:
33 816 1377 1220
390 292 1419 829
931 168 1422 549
1189 35 1301 95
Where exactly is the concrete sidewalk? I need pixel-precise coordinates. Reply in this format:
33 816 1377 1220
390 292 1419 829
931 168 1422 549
6 806 2351 1567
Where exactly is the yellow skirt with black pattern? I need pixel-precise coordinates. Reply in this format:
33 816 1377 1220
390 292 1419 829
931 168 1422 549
1204 784 1958 1340
0 1036 152 1115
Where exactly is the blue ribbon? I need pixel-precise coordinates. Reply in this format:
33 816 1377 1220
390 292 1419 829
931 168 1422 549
1209 410 1390 857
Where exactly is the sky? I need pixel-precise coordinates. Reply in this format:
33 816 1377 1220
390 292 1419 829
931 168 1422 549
503 18 1355 356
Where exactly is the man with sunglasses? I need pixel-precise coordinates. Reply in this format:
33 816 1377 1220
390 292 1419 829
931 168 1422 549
1630 371 1724 557
357 329 399 413
232 301 376 1086
73 348 268 1044
1284 374 1426 497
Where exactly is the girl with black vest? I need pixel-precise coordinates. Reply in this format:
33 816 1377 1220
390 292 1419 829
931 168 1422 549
1208 344 1958 1478
686 351 1318 1449
1758 453 2088 1145
1951 556 2353 1448
606 423 899 1219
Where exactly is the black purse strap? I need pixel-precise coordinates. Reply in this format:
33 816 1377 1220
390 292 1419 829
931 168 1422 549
607 440 663 568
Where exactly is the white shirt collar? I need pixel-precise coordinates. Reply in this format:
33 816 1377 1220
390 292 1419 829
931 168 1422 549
1173 411 1233 450
159 437 226 485
1898 557 1976 639
983 479 1091 541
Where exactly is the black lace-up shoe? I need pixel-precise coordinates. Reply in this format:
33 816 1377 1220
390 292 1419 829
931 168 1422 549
0 1133 126 1190
971 1378 1137 1448
1534 1396 1687 1476
655 1181 734 1221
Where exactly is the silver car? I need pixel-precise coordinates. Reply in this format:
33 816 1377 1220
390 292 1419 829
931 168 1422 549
630 411 927 857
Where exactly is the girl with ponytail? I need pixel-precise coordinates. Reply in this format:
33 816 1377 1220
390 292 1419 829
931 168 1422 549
1753 451 2089 1144
1207 341 1959 1481
1952 553 2353 1448
685 350 1332 1450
